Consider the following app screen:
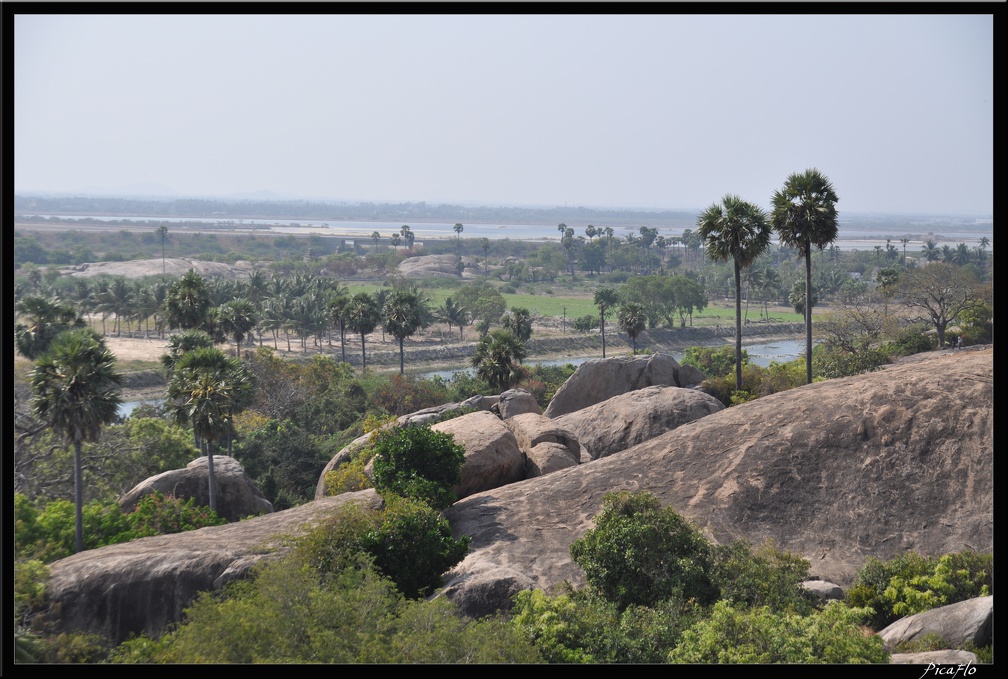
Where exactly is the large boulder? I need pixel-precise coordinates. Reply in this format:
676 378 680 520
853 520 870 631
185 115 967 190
396 254 462 279
493 388 542 419
554 385 725 460
119 456 273 522
431 410 525 500
879 596 993 652
442 349 993 617
543 353 704 418
504 413 581 478
46 490 384 644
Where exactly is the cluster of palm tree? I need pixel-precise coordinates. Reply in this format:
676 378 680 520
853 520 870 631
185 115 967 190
697 168 840 389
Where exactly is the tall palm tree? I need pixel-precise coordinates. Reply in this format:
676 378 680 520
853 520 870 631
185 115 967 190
697 194 772 390
454 223 464 256
371 231 381 251
617 302 647 355
593 287 619 358
500 306 533 342
439 296 469 340
472 329 527 392
160 329 215 380
383 288 430 375
157 225 169 274
900 237 910 268
31 328 122 552
770 169 839 385
345 292 379 370
922 239 939 262
166 346 245 512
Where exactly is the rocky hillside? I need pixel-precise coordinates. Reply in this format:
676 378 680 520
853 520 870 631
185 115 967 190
43 348 992 643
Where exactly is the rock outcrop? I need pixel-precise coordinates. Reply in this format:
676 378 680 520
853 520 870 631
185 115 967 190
42 349 993 647
554 385 724 460
431 411 525 500
45 490 384 644
442 349 993 617
396 254 463 279
543 353 704 418
118 456 273 522
879 596 993 652
492 389 542 419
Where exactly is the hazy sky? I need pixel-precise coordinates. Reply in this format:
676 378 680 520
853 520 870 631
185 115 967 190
14 11 993 216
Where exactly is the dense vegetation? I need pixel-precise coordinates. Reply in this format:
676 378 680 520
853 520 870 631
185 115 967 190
13 196 992 663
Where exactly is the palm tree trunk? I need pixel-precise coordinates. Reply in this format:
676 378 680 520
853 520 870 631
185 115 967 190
360 333 367 371
735 261 743 392
204 438 217 512
601 314 607 358
804 251 813 385
399 338 405 375
74 439 84 553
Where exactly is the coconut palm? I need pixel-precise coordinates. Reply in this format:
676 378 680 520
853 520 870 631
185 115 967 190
698 194 773 390
472 329 527 392
593 287 620 358
922 239 939 262
439 296 470 340
770 169 839 384
345 292 379 370
31 328 122 552
617 302 647 355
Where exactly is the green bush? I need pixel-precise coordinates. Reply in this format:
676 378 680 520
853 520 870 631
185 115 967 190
668 600 889 663
572 314 599 333
360 494 471 598
710 539 817 615
881 323 935 357
812 344 890 379
511 585 699 663
128 491 226 538
296 496 470 599
681 345 748 379
371 425 466 510
569 491 717 609
14 492 224 563
846 550 992 630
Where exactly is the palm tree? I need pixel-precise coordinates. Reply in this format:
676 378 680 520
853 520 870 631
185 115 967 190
160 329 215 380
500 306 533 342
472 329 527 392
164 270 211 331
770 168 839 385
383 288 430 375
166 346 245 512
593 287 619 358
454 223 464 256
157 225 169 274
900 237 910 268
697 194 772 390
922 239 939 262
390 233 401 251
31 328 122 552
617 302 647 355
219 298 257 358
481 237 491 276
345 292 379 370
439 296 469 340
14 295 85 359
326 290 350 364
371 231 381 251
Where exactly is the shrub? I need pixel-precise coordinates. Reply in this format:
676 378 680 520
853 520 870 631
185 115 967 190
881 323 935 357
360 494 471 598
372 374 449 417
710 539 817 615
128 491 226 538
846 550 991 630
324 457 373 496
681 345 747 379
370 425 466 510
511 585 699 663
572 314 599 333
812 344 890 379
569 491 717 609
668 600 889 663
